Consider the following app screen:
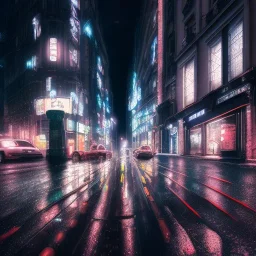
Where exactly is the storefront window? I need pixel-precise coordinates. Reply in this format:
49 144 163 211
206 114 236 154
169 125 178 154
190 127 202 155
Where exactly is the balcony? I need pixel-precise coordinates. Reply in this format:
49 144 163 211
206 0 232 24
182 0 195 18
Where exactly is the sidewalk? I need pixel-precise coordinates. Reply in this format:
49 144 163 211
156 153 256 167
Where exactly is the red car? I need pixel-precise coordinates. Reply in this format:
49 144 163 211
133 145 155 159
72 144 112 162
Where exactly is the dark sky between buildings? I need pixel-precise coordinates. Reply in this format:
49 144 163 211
98 0 142 137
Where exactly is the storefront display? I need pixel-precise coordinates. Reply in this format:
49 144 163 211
190 127 202 155
206 114 236 154
169 125 178 154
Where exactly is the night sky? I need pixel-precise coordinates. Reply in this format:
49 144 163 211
98 0 142 138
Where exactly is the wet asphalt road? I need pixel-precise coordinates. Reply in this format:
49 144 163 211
1 156 256 255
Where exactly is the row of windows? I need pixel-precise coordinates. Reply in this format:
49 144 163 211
183 20 243 107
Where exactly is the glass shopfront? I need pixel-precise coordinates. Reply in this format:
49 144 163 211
190 127 202 155
206 114 236 155
169 125 178 154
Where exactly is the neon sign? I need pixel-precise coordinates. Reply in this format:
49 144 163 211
26 56 37 70
49 38 57 61
84 21 93 38
216 84 250 105
35 98 72 115
188 109 206 121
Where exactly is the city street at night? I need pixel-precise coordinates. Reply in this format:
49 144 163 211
2 0 256 255
1 155 256 255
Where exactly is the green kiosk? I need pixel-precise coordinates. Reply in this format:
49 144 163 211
46 110 67 161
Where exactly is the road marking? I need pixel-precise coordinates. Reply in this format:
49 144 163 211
158 219 171 243
201 183 256 214
0 226 20 242
157 163 232 184
39 247 55 256
160 171 236 220
166 187 201 218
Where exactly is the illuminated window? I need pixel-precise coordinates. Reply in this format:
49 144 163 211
151 37 157 64
46 77 52 91
70 17 80 44
228 21 243 81
183 59 195 107
97 94 102 108
84 21 93 38
97 72 102 89
69 48 79 67
209 39 222 90
32 14 41 40
97 56 104 74
49 38 57 61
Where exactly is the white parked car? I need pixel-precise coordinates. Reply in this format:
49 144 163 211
0 139 43 163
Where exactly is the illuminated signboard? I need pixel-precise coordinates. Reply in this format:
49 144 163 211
26 56 37 70
32 14 41 40
46 77 52 92
188 109 206 122
49 38 57 61
77 122 85 133
35 98 72 115
216 84 250 105
83 21 93 38
67 119 75 131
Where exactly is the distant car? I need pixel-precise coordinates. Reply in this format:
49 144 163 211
133 145 155 159
72 144 112 162
0 139 43 163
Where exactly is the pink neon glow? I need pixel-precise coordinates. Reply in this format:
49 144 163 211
157 0 163 105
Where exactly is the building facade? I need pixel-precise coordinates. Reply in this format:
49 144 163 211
130 0 256 160
128 0 158 151
4 0 113 156
161 0 256 160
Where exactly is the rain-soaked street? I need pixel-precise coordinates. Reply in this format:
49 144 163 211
1 155 256 255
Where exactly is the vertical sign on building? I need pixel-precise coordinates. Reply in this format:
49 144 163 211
157 0 163 105
49 38 58 61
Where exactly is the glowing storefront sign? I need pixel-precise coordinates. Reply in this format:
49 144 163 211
188 109 206 122
35 98 72 115
216 84 250 105
49 38 57 61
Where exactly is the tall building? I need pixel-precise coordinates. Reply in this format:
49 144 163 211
128 0 158 151
161 0 256 160
4 0 113 155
